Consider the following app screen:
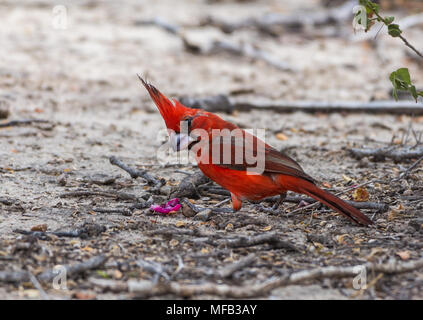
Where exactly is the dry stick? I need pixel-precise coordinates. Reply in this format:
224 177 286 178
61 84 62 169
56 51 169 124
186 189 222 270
218 232 299 251
231 99 423 115
0 255 107 284
14 223 106 239
214 198 231 207
349 145 423 161
134 16 180 34
109 156 164 189
92 207 132 216
393 154 423 182
59 190 137 201
217 254 256 278
92 258 423 298
37 255 107 283
202 0 355 34
28 272 50 300
0 119 50 128
171 171 210 199
137 259 170 282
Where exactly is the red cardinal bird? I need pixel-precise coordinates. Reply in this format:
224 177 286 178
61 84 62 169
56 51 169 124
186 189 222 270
139 75 373 226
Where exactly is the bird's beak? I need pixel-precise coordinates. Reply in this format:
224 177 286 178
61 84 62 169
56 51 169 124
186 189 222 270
169 131 196 152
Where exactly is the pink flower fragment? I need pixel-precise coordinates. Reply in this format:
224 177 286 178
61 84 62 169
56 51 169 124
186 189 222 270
150 198 181 214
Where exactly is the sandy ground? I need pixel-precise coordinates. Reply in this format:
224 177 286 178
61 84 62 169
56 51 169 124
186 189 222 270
0 0 422 299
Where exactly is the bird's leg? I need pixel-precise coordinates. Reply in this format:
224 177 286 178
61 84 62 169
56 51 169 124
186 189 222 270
231 193 242 211
271 192 287 210
255 192 287 214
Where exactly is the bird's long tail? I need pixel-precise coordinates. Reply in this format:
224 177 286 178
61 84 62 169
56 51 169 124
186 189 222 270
282 176 373 226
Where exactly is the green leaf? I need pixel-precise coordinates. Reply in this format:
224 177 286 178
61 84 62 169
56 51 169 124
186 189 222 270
389 68 421 102
360 0 379 15
392 87 398 101
396 68 411 84
384 16 395 25
410 85 418 101
388 24 402 37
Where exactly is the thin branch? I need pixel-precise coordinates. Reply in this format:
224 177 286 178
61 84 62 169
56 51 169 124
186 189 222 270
89 258 423 298
0 119 50 128
109 156 164 189
0 255 107 284
349 145 423 162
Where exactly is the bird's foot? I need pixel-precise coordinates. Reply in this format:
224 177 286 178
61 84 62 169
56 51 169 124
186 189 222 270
255 204 281 215
271 193 287 211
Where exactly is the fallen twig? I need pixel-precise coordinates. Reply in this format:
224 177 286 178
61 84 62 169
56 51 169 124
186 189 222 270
231 98 423 115
218 232 299 251
201 0 355 35
137 259 170 283
395 155 423 181
0 119 50 128
109 156 164 190
59 190 138 201
349 145 423 162
14 223 106 239
28 272 50 300
179 95 234 113
89 258 423 298
170 171 210 199
0 255 107 284
217 254 256 278
134 16 180 34
92 207 132 216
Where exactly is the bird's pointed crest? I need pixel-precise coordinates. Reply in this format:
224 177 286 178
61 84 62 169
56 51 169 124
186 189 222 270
137 74 190 132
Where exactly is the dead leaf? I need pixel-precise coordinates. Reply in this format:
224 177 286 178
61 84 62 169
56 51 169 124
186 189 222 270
200 247 209 254
335 234 349 245
275 133 288 141
31 224 48 232
322 182 331 188
169 239 179 247
113 270 123 279
175 221 185 228
342 174 353 182
262 225 272 231
367 247 386 260
396 250 411 260
225 223 234 231
81 246 95 252
352 187 369 202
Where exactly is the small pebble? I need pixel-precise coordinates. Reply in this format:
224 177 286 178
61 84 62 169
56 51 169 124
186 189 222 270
194 209 212 222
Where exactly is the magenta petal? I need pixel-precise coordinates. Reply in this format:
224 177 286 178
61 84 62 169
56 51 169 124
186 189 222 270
167 198 180 207
168 204 181 211
150 198 181 214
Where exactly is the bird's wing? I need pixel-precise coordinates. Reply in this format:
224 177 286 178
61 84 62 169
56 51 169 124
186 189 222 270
209 132 315 183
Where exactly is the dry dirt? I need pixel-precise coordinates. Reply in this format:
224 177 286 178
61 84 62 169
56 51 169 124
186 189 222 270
0 0 422 299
